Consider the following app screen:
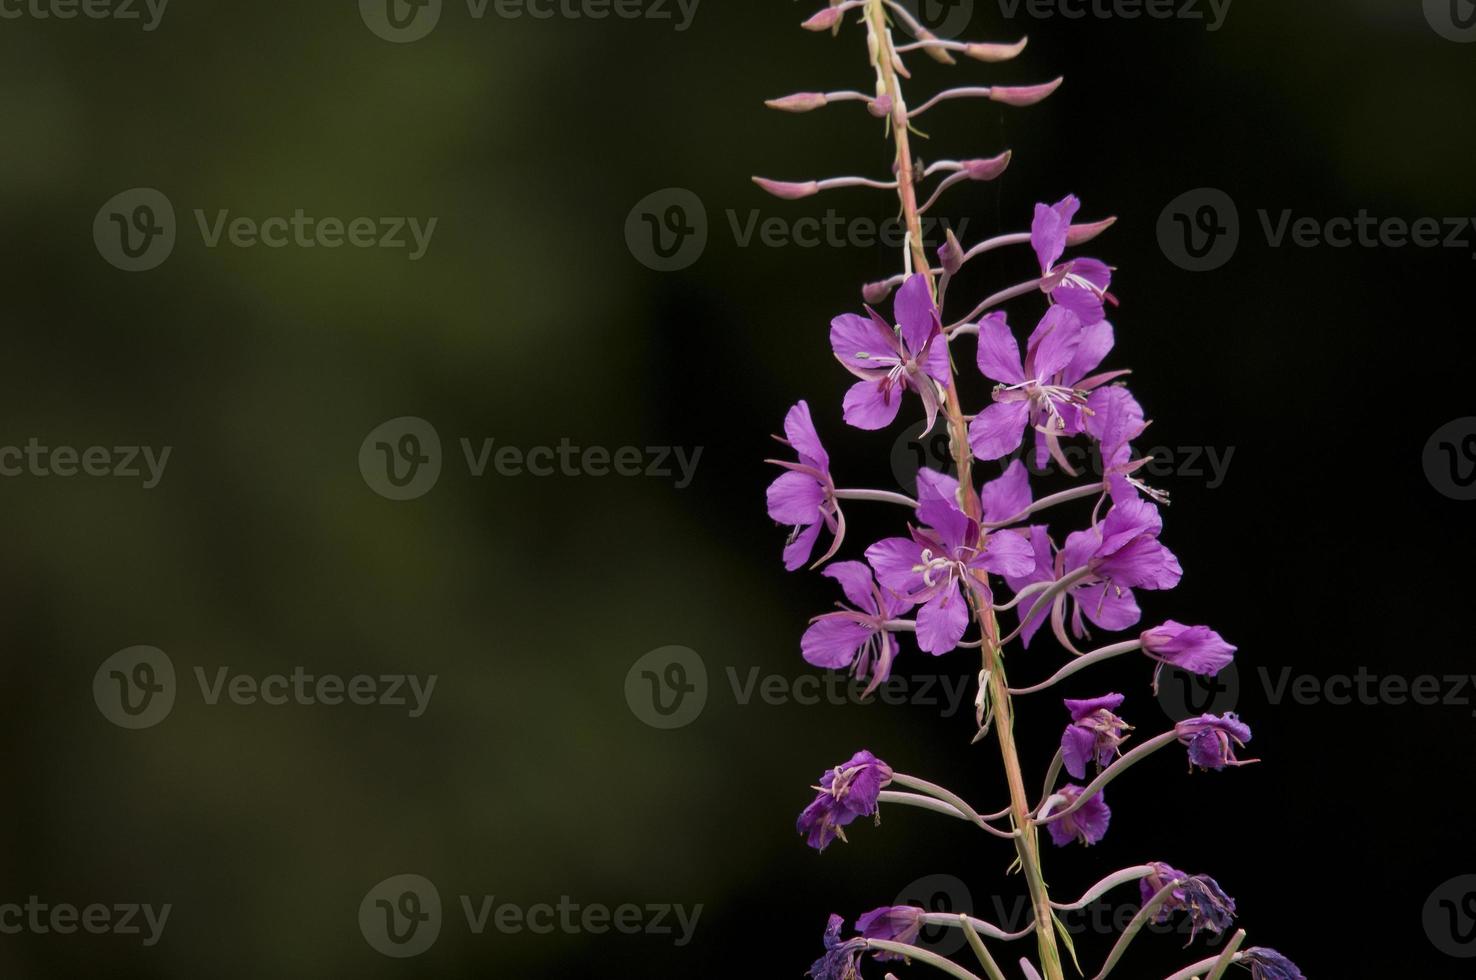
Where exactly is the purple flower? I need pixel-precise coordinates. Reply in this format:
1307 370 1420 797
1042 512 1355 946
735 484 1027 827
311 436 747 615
767 400 844 571
1033 195 1115 324
968 306 1088 461
830 273 951 432
803 562 915 696
855 905 924 959
1141 621 1236 689
1058 497 1183 636
1001 524 1058 647
1046 784 1111 847
1084 384 1159 503
797 750 894 851
866 469 1035 654
1060 693 1132 779
1139 861 1237 943
1240 948 1306 980
807 914 866 980
1174 713 1254 770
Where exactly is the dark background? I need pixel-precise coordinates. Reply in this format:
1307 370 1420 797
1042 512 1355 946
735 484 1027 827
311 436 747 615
2 0 1473 976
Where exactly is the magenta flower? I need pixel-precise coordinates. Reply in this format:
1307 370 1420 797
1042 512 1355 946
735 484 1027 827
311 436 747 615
1060 693 1131 779
1141 621 1236 689
968 306 1087 461
1241 949 1306 980
855 906 924 959
1002 524 1058 647
1084 384 1158 503
807 914 866 980
797 750 894 851
802 562 915 696
830 274 951 432
1059 497 1183 636
866 469 1035 654
1175 713 1254 770
1033 194 1115 324
767 400 844 571
1139 861 1237 943
1046 784 1110 846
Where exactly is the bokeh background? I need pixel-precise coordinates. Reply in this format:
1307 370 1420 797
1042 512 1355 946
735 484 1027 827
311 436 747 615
2 0 1474 975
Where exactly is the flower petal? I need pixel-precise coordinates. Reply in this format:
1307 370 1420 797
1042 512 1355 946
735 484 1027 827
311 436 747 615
842 378 903 430
968 400 1030 460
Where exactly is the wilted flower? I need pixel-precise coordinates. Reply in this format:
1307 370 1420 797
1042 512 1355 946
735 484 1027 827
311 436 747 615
1045 784 1111 846
1060 693 1131 779
1175 713 1254 770
1140 621 1236 689
797 750 894 851
1139 861 1237 943
807 914 866 980
1240 948 1306 980
855 905 924 959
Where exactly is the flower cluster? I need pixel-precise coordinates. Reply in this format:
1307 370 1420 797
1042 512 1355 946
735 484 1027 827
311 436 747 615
758 4 1304 979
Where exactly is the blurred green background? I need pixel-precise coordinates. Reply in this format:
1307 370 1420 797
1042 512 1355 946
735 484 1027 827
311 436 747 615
2 0 1474 976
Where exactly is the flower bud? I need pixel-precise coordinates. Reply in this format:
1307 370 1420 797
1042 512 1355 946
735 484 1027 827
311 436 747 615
938 230 963 277
963 150 1012 181
861 280 896 304
801 5 843 31
1066 215 1118 246
752 177 820 200
964 37 1029 62
766 92 830 113
989 77 1063 106
867 93 893 118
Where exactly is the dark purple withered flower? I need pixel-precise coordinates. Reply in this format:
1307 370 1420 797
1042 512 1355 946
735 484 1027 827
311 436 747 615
807 914 866 980
855 905 925 959
866 468 1035 654
803 562 915 695
830 274 951 432
1175 713 1254 770
767 400 844 571
1060 693 1132 779
1033 194 1115 324
1240 948 1306 980
797 750 894 851
1140 621 1236 689
1139 861 1237 943
1045 784 1111 847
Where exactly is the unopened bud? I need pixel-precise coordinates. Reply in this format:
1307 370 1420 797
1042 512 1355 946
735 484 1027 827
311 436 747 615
964 37 1029 62
801 5 843 31
1066 216 1118 246
752 177 821 200
963 150 1012 182
868 93 894 119
989 77 1063 106
939 230 964 277
862 280 896 304
766 92 830 113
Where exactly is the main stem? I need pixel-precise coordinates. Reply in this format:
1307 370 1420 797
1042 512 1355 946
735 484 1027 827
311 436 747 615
863 5 1064 978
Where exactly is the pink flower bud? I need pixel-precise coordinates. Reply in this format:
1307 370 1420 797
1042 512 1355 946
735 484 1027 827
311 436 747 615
1066 216 1117 246
939 229 964 277
963 150 1012 182
752 177 820 200
989 77 1063 107
801 5 843 31
861 280 895 304
868 93 894 119
766 92 830 113
964 37 1029 63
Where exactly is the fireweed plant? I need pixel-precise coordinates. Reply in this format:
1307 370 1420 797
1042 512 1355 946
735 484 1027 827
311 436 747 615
759 5 1306 980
